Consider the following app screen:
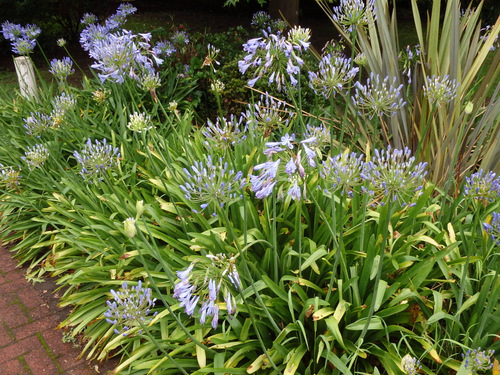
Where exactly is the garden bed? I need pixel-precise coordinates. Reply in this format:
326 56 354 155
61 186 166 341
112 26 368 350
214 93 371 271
0 1 499 374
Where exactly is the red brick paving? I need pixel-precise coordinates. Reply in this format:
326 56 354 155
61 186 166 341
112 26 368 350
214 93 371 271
0 247 115 374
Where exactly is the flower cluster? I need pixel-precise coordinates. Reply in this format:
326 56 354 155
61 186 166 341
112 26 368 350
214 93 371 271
49 57 75 84
179 155 246 215
104 280 157 336
138 71 161 100
245 92 294 136
484 212 500 245
153 40 176 58
1 21 41 55
462 348 495 374
51 92 77 126
92 89 109 105
401 354 421 375
174 253 240 329
104 3 137 30
0 164 21 189
287 26 311 51
21 144 49 170
250 133 317 201
399 44 421 84
210 79 225 94
201 115 247 151
171 30 190 46
249 11 287 33
79 4 162 84
23 112 52 137
332 0 376 32
463 169 500 202
201 44 220 72
251 11 272 29
309 54 359 98
319 151 364 198
73 138 120 181
361 146 428 206
89 30 162 84
304 124 332 152
480 25 500 51
127 112 153 133
238 26 310 91
80 3 136 48
423 75 459 105
352 73 406 118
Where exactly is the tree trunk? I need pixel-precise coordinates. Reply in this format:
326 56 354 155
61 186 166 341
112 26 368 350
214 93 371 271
269 0 299 26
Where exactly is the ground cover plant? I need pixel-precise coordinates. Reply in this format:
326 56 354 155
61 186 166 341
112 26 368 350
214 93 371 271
0 0 499 374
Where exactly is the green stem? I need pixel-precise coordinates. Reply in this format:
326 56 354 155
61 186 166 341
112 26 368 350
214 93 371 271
295 199 303 278
337 29 358 153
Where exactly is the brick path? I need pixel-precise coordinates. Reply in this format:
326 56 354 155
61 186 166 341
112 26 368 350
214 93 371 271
0 247 114 375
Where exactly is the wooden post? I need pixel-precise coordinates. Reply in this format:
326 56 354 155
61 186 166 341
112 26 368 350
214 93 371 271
269 0 299 26
14 56 38 100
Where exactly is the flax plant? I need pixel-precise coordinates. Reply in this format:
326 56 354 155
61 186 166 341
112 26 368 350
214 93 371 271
316 0 500 187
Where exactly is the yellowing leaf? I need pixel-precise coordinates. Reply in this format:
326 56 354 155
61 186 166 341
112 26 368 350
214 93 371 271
493 358 499 375
313 307 334 321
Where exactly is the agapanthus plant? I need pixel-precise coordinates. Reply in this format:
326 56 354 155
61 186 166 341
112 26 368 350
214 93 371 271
88 30 162 84
79 3 161 84
201 115 247 151
244 92 294 137
171 31 190 46
201 44 220 72
51 92 76 126
352 72 406 118
463 169 500 203
73 138 120 181
462 348 495 374
1 21 41 55
250 133 318 201
21 144 49 170
174 253 240 329
179 155 246 215
49 57 75 85
319 151 364 198
399 44 421 84
153 40 176 58
331 0 376 33
423 75 459 106
127 112 153 133
23 112 52 137
361 146 427 206
251 11 272 30
308 54 359 98
0 164 21 189
401 354 421 375
483 212 500 245
303 123 331 150
238 26 311 91
104 2 137 30
104 280 157 336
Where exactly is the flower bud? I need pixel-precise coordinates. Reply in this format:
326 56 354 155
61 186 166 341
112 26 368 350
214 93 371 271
123 217 137 238
464 101 473 114
136 200 144 219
